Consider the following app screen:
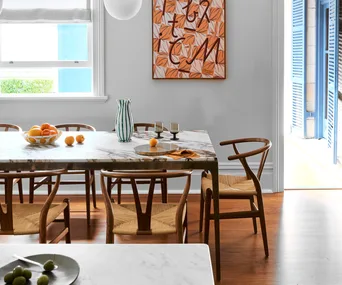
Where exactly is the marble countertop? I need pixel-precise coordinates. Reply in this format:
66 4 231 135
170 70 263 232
0 244 215 285
0 130 217 164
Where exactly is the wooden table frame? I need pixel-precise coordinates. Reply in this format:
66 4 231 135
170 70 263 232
0 131 221 281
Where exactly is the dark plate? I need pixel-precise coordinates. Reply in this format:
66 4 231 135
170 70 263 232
0 254 79 285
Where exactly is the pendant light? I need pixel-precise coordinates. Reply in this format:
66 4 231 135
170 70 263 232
104 0 143 21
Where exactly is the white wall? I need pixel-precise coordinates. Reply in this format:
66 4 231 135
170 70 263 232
0 0 275 191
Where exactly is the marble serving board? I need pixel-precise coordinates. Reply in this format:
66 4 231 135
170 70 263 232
134 143 179 156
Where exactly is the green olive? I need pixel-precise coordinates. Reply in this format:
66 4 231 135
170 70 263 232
12 266 24 278
12 276 26 285
37 274 49 285
43 260 55 272
23 269 32 280
4 272 14 284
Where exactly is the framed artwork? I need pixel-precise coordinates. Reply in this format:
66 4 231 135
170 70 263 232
152 0 226 79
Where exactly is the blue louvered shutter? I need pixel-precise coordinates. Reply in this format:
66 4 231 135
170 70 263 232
327 0 339 163
291 0 308 138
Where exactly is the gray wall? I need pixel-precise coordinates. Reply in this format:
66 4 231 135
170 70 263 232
0 0 274 189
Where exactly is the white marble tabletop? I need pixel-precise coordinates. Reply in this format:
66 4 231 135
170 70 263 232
0 130 216 165
0 244 215 285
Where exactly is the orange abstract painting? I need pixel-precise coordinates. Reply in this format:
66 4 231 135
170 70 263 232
152 0 226 79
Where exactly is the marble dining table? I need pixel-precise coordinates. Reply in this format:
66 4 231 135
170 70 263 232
0 130 222 281
0 244 215 285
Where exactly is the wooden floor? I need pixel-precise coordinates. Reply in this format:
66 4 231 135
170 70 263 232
2 190 342 285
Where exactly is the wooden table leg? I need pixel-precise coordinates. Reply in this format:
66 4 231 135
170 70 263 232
85 170 91 226
210 163 221 281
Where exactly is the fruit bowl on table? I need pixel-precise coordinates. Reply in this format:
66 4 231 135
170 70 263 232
23 130 63 145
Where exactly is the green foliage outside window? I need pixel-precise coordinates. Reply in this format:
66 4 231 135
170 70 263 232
0 79 54 94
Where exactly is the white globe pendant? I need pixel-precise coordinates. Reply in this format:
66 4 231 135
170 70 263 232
104 0 143 21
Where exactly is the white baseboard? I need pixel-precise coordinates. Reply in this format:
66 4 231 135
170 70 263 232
0 162 274 195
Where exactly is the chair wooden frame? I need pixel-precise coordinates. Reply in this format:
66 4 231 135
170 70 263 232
100 170 192 244
199 138 272 257
29 124 97 226
0 169 71 243
0 124 23 203
108 123 169 204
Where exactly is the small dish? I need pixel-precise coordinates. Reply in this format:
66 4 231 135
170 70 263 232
0 253 79 285
22 130 62 145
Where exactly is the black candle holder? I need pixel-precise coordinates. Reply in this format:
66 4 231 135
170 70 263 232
170 132 179 141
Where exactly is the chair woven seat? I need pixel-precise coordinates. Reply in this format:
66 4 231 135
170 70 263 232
112 203 182 235
202 174 257 196
0 202 67 235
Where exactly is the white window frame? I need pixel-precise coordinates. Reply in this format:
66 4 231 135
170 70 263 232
0 0 106 102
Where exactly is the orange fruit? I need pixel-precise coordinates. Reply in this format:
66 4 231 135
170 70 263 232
28 128 42 136
65 136 74 146
49 125 58 133
41 123 50 130
30 125 40 130
76 134 85 144
41 129 51 136
149 138 158 147
49 137 57 143
40 138 47 144
49 130 57 135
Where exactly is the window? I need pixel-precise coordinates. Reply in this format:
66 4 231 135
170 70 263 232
0 0 105 100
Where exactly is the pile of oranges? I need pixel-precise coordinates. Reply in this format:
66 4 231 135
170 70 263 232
28 123 58 137
26 123 85 146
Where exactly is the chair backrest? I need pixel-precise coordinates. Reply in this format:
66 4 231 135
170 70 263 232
100 170 192 235
0 169 65 232
55 124 96 132
220 138 272 191
133 123 169 132
113 123 169 132
0 124 22 132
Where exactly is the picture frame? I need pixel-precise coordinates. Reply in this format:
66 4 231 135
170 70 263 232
152 0 226 80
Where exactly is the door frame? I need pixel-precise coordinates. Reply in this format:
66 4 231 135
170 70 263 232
272 0 284 193
315 0 329 139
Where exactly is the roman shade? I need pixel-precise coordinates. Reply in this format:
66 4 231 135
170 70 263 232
0 0 91 23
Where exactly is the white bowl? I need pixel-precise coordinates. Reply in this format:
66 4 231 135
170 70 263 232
23 130 62 145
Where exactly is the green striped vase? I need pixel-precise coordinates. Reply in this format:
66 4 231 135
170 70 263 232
116 99 134 142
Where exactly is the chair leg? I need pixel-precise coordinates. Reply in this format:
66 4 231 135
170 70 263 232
106 230 114 244
18 179 23 204
90 170 97 208
184 208 188 244
117 179 122 204
29 177 35 203
47 176 52 195
204 188 212 245
161 177 168 203
85 171 91 226
250 196 257 234
199 187 204 233
258 197 269 257
63 198 71 244
107 177 112 199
